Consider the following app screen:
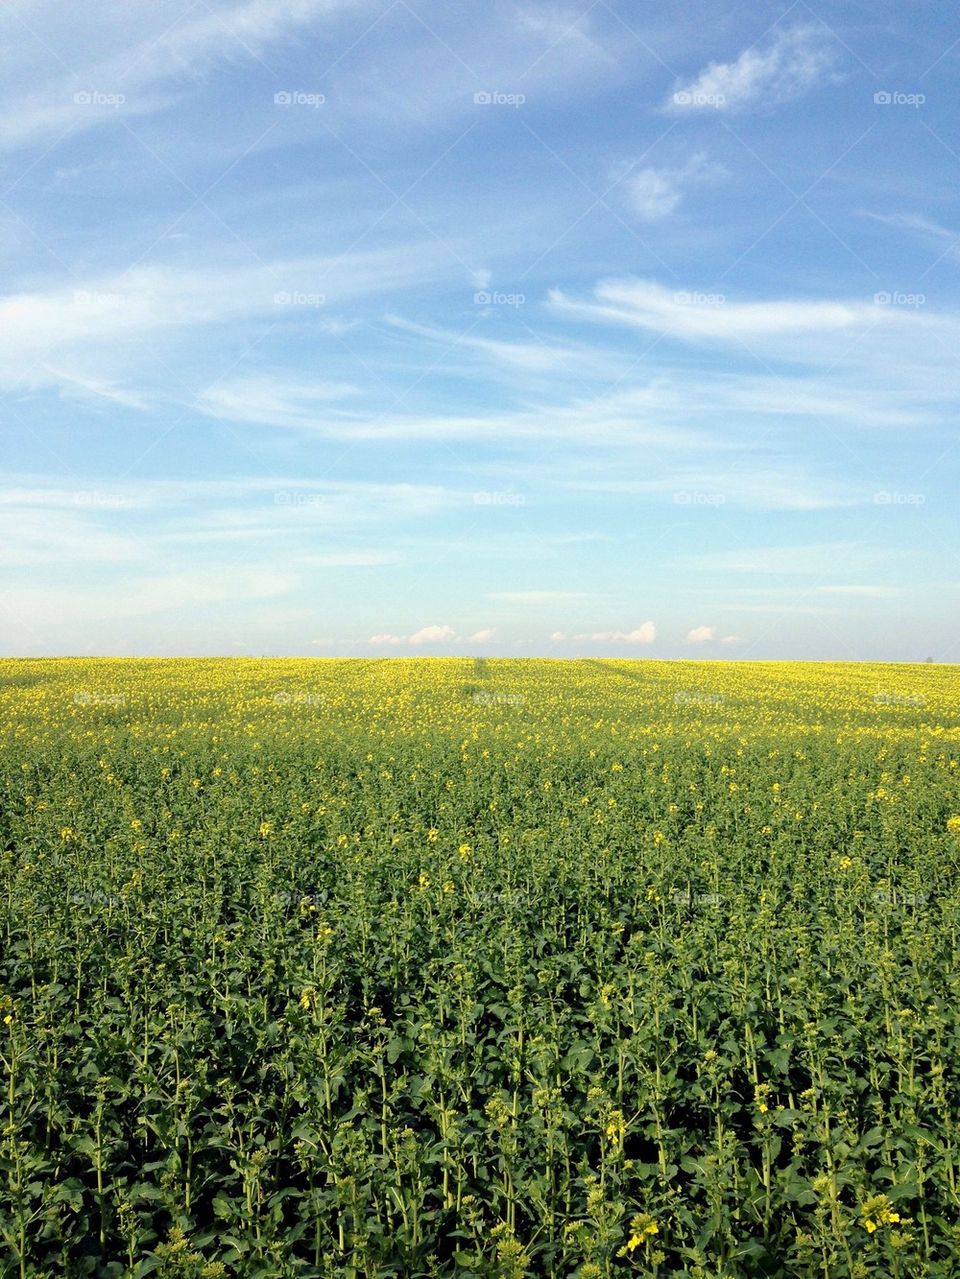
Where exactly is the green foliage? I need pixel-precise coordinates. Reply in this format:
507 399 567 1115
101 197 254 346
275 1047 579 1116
1 656 959 1276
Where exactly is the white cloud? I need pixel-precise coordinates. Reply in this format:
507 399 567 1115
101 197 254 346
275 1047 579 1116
197 371 714 446
198 377 359 430
512 3 616 67
0 245 447 398
668 26 836 114
621 154 726 222
720 635 740 644
368 633 405 645
384 314 627 379
409 624 456 644
549 277 874 345
625 169 683 221
0 0 372 151
468 628 495 642
549 630 566 642
679 542 884 576
563 465 864 511
574 624 656 644
0 568 294 625
865 212 960 261
687 625 716 643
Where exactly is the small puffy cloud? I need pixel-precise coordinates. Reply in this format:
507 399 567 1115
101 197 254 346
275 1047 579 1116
687 625 716 643
720 634 741 645
368 626 457 649
622 154 726 221
626 168 682 220
549 630 566 642
574 623 656 644
369 625 458 646
668 26 836 114
469 628 495 642
409 624 457 645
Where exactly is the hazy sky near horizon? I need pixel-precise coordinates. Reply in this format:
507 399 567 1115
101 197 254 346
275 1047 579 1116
1 0 957 659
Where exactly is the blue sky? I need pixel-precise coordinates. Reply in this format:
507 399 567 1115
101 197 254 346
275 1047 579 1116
1 0 957 659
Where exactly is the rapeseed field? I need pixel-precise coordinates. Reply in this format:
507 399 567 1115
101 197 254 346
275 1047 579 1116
1 657 959 1277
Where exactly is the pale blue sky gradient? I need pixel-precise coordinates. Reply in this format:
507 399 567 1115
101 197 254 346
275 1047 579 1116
1 0 957 658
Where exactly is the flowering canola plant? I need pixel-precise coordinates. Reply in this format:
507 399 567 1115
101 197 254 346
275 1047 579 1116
1 656 959 1276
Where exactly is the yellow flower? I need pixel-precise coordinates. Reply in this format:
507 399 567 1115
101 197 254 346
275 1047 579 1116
623 1214 659 1253
947 816 960 834
860 1194 906 1235
418 872 431 890
258 821 273 838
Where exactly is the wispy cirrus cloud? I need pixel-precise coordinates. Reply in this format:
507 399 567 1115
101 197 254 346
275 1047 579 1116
0 244 449 397
0 0 374 150
667 25 837 113
549 277 873 344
